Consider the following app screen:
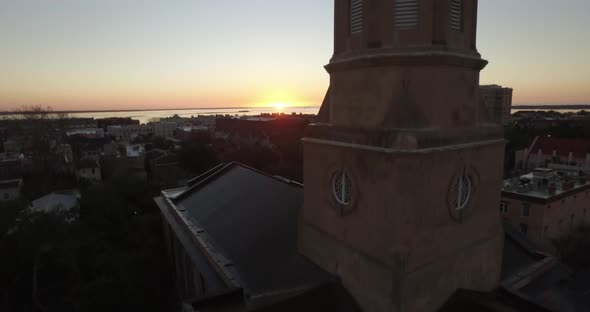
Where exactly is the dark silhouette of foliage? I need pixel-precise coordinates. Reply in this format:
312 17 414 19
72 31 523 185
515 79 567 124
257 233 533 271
0 200 25 234
177 137 219 176
0 177 176 311
147 136 174 152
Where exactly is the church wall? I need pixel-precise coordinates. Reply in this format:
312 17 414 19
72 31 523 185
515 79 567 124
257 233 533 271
328 65 481 129
299 139 504 311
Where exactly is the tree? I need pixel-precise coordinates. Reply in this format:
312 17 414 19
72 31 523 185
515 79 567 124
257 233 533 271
0 177 176 311
0 212 80 311
10 105 71 173
177 136 219 176
0 200 26 234
147 135 174 151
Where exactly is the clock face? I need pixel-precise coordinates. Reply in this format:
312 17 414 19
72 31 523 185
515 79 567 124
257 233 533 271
333 171 353 206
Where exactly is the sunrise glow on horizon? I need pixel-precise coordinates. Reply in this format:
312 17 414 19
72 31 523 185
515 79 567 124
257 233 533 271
0 0 589 112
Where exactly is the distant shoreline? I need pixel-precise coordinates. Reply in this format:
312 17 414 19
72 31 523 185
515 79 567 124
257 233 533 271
512 105 590 110
0 106 320 115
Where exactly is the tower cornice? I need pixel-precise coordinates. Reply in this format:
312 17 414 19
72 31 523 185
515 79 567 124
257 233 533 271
304 123 503 151
326 49 488 73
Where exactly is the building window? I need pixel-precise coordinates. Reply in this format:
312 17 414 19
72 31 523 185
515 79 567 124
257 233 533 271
333 171 353 205
350 0 363 35
522 203 530 217
500 201 508 214
395 0 419 29
450 0 463 31
520 223 528 236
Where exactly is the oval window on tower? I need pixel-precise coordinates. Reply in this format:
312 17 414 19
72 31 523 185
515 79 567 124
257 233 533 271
452 174 471 210
333 171 353 205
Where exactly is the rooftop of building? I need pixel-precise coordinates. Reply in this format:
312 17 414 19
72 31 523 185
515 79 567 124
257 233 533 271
441 220 590 311
108 124 152 129
157 162 590 311
155 162 345 309
126 144 145 157
502 167 590 201
480 84 513 90
65 128 104 136
529 136 590 158
30 189 80 214
177 125 209 132
498 221 590 311
240 117 276 122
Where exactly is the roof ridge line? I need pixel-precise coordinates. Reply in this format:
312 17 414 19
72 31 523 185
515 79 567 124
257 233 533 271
177 162 302 203
174 162 235 202
230 161 303 188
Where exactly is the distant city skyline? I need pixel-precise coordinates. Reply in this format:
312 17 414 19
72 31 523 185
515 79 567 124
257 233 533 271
0 0 588 111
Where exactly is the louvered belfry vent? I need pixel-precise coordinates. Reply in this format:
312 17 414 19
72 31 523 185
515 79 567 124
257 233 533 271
450 0 462 31
350 0 363 35
394 0 418 29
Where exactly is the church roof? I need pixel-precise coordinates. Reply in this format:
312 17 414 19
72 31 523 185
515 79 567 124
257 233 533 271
158 163 590 311
159 162 342 308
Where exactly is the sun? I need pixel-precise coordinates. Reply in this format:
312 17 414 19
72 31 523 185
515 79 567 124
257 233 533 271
272 102 288 110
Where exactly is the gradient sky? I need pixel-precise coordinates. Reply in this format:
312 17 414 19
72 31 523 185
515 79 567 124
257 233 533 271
0 0 588 111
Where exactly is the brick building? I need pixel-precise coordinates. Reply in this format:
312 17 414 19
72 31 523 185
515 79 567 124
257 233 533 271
479 84 514 124
501 167 590 248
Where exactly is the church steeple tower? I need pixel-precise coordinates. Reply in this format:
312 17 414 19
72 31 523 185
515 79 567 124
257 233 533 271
299 1 504 311
326 0 488 131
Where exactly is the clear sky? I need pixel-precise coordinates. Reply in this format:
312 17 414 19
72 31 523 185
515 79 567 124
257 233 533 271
0 0 588 111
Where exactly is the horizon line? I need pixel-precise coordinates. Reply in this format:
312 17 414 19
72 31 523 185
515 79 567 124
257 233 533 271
0 105 321 115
